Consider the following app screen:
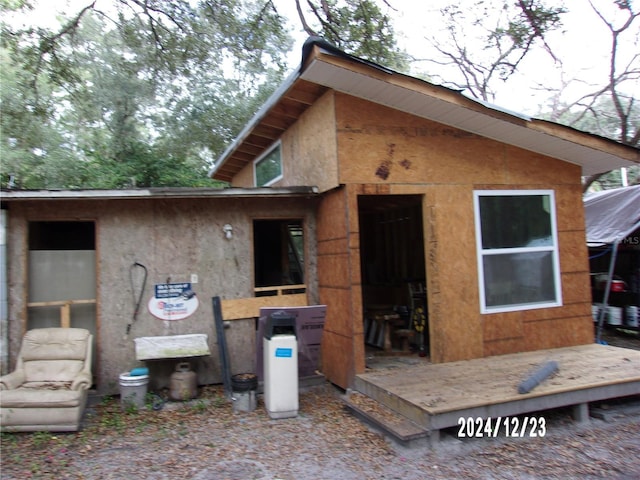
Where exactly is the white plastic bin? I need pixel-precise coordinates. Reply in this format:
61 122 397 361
263 311 298 419
263 334 298 419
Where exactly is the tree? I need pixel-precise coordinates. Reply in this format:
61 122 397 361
414 0 639 191
417 0 566 102
293 0 409 70
1 0 408 189
1 0 294 188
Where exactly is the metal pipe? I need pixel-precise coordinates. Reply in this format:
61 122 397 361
595 238 620 344
0 209 8 374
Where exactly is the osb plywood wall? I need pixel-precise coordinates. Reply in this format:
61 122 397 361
6 197 317 394
230 90 339 191
329 93 592 369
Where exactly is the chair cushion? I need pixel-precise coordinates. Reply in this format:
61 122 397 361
24 360 84 383
0 384 82 408
21 328 90 361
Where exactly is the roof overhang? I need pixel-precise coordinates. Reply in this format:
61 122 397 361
210 37 639 181
1 186 319 202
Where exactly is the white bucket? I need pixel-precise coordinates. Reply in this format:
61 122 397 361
607 306 623 326
592 304 603 322
625 306 639 328
119 373 149 410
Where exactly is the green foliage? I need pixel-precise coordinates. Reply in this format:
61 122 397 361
1 0 406 190
299 0 409 71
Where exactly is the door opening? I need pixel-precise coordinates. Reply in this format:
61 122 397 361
358 196 429 357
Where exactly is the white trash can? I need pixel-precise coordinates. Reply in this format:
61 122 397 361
119 372 149 410
263 311 298 419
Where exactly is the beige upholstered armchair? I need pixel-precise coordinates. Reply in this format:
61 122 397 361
0 328 93 432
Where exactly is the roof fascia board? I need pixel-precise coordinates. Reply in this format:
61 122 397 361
1 186 319 201
302 52 639 173
208 68 302 179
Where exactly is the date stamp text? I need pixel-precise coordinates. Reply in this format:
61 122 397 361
457 416 546 438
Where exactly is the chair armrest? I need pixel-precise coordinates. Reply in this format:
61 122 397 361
0 371 26 390
71 371 93 391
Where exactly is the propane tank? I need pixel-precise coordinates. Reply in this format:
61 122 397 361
169 362 198 401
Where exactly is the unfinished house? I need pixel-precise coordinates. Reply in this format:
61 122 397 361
3 39 640 430
209 37 640 397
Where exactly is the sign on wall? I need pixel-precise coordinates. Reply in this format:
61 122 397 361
148 282 199 320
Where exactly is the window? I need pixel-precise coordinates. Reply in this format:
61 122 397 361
253 220 305 295
473 190 562 313
254 142 282 187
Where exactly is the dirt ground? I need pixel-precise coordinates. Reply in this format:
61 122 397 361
1 328 639 480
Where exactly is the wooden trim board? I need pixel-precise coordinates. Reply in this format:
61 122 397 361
220 293 308 320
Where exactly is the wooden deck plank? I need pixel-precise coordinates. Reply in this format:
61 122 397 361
356 344 640 416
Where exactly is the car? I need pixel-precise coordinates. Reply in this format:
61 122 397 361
591 273 628 293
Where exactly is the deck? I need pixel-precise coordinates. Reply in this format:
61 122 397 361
352 344 640 443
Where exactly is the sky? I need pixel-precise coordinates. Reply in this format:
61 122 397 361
276 0 639 116
11 0 640 116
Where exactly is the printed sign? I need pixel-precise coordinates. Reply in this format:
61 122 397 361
275 348 293 358
148 282 198 321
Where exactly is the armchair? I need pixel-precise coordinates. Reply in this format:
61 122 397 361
0 328 93 432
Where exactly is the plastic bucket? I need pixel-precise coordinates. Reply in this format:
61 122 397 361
592 304 603 322
625 306 639 328
607 306 623 326
119 373 149 410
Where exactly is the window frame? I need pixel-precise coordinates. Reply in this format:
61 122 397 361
473 189 563 314
254 141 283 187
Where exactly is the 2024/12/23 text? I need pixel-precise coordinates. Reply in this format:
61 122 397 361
457 416 546 438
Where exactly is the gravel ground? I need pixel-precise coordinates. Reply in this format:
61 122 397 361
2 329 639 480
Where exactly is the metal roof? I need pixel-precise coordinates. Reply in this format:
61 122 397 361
0 186 318 201
210 37 639 181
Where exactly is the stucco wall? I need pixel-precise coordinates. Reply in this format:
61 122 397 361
6 196 317 394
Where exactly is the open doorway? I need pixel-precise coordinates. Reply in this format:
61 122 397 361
358 195 429 357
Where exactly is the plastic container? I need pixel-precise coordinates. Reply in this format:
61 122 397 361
625 306 639 328
119 372 149 410
169 362 198 401
263 311 298 419
607 306 623 326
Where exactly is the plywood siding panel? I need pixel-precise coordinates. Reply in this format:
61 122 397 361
558 230 591 273
335 94 509 186
317 188 347 242
320 330 354 388
504 145 581 185
562 272 592 305
483 314 524 342
522 316 593 351
318 253 350 288
318 237 349 256
484 337 526 357
555 185 586 232
428 186 483 363
283 91 339 192
521 302 590 323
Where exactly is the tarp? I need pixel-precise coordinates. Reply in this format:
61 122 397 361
584 185 640 246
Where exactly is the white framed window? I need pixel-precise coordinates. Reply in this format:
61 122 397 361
473 190 562 314
254 142 282 187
